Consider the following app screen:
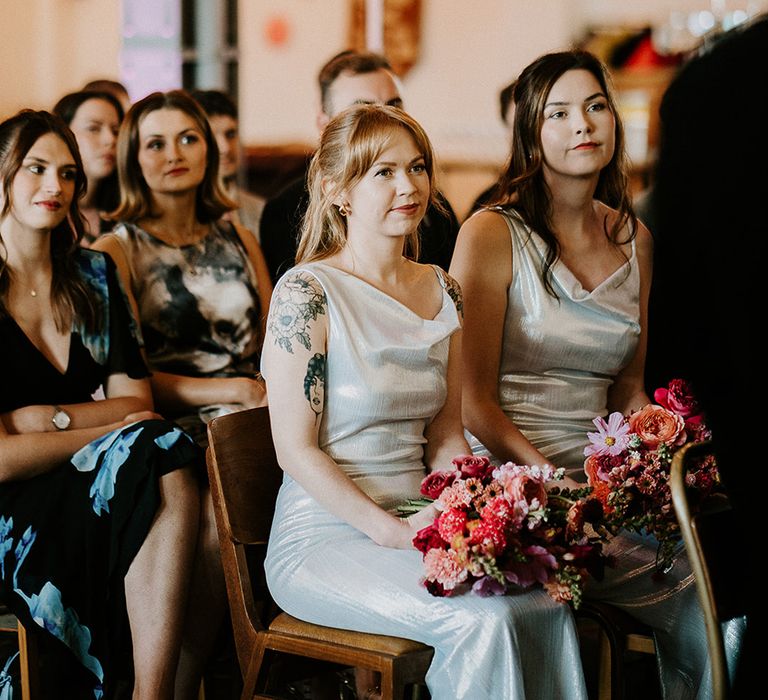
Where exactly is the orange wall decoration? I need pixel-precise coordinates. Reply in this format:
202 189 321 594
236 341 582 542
348 0 422 76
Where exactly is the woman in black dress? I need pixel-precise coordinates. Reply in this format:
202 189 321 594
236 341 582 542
0 110 200 698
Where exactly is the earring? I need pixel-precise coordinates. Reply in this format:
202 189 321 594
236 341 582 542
338 202 351 217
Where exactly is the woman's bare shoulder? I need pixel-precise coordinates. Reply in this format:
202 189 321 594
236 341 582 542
456 208 515 253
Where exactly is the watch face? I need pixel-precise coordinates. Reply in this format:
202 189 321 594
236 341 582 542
53 409 71 430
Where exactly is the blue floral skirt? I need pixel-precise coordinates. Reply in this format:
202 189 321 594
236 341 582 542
0 419 201 699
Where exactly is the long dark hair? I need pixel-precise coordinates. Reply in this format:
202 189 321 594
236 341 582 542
110 89 235 223
0 110 101 332
493 50 637 295
53 90 124 213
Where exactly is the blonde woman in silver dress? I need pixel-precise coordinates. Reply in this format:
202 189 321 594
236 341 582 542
260 104 588 700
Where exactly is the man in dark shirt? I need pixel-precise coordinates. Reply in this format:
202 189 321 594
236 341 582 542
260 50 459 283
649 15 768 696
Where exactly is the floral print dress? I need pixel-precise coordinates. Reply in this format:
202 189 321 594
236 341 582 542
106 220 263 443
0 249 200 699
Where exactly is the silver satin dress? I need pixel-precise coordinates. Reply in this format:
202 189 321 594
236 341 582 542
263 262 588 700
467 208 743 699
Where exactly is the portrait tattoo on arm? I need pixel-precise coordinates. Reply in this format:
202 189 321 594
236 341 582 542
304 353 326 418
268 272 327 354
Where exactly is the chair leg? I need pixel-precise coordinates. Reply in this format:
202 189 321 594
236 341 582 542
411 684 428 700
380 660 395 700
241 643 269 700
17 619 38 700
383 659 424 700
598 629 613 700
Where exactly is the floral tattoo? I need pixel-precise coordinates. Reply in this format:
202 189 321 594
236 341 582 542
304 353 326 417
441 272 464 318
268 273 327 353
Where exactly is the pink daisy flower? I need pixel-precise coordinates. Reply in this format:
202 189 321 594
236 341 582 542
584 412 630 457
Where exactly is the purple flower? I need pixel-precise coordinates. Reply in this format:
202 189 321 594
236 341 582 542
584 413 631 457
472 575 507 597
503 545 558 587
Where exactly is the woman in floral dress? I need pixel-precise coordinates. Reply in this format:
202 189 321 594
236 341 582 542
0 109 200 699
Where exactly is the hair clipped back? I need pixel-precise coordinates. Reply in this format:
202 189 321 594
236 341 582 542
297 104 440 264
54 90 125 127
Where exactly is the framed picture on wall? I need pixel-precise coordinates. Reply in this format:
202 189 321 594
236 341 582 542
348 0 422 76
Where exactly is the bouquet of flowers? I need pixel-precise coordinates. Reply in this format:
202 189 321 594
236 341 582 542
405 455 608 608
583 378 721 571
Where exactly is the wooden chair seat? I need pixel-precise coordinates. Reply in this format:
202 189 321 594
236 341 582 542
206 406 433 700
269 613 430 656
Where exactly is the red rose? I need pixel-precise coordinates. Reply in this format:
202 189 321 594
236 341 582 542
420 470 457 499
451 455 493 479
653 379 701 419
412 522 445 554
584 455 604 486
424 579 450 597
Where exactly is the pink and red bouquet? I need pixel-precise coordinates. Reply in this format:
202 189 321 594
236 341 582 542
410 455 608 608
583 378 721 571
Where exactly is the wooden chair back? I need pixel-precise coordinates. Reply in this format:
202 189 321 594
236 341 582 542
207 406 434 700
206 406 283 676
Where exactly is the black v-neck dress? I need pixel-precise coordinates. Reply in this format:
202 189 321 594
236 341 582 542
0 249 201 699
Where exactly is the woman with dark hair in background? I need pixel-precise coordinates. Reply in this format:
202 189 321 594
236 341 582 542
53 90 124 244
0 109 200 698
450 49 743 698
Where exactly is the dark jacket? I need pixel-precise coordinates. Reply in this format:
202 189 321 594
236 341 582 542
259 168 460 283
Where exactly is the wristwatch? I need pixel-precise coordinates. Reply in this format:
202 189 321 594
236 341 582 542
51 405 71 431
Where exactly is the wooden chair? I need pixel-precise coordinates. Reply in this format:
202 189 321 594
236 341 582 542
0 604 39 700
206 407 434 700
576 600 655 700
670 440 746 700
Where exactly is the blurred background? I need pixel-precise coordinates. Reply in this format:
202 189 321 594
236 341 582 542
1 0 763 219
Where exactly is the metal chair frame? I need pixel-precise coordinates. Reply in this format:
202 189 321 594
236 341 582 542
670 440 745 700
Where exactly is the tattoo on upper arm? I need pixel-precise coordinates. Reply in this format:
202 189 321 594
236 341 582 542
268 273 327 353
304 352 326 418
441 272 464 318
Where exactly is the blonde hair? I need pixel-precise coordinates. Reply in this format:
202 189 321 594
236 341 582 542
297 104 441 264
